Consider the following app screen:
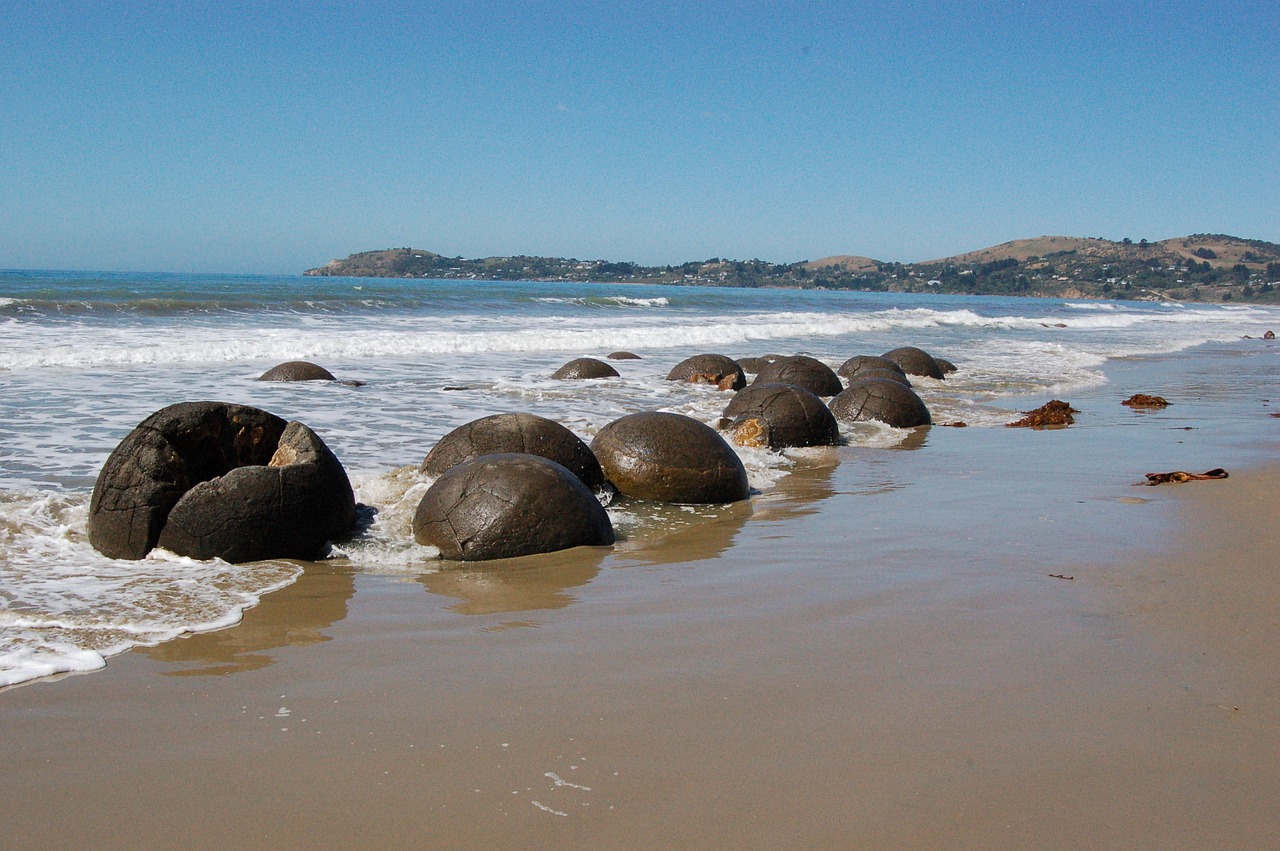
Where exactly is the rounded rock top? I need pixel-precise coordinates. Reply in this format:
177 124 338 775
721 382 840 450
753 355 843 397
830 378 932 428
666 354 747 391
551 357 621 380
421 412 606 491
882 346 945 380
258 361 337 382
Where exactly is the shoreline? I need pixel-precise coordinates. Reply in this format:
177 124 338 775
3 437 1277 847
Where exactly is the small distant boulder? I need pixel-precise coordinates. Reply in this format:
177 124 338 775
591 412 750 504
412 454 614 561
837 355 906 381
720 383 840 450
88 401 356 562
830 379 932 428
551 357 620 379
753 355 843 397
258 361 337 382
607 351 643 360
666 354 747 391
421 412 606 491
883 346 945 380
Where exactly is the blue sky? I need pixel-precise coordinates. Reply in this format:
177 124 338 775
2 1 1275 274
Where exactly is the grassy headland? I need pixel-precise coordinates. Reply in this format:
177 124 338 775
306 234 1280 303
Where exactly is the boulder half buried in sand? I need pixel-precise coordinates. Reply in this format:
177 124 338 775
591 412 750 504
883 346 945 380
421 412 607 491
551 357 620 379
829 379 932 428
837 355 906 381
666 354 747 391
257 361 337 382
720 383 840 450
412 453 614 561
88 401 356 562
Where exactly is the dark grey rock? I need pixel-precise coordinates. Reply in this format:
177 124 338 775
852 367 912 387
551 357 620 379
607 351 642 360
882 346 945 379
720 383 840 450
736 354 785 374
591 412 750 504
830 379 932 428
752 355 843 397
412 453 614 561
666 354 747 391
88 401 355 562
421 412 606 491
837 355 906 380
258 361 337 382
935 357 958 374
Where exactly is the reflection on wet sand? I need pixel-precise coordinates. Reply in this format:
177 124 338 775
747 450 840 523
137 566 355 676
609 497 753 566
887 425 929 451
419 545 608 615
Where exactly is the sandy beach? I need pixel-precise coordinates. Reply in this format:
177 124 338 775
3 428 1277 849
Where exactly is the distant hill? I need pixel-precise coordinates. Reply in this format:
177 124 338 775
307 234 1280 303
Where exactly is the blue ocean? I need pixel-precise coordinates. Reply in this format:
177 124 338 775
3 268 1278 688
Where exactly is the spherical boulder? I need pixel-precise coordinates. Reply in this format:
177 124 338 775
590 412 750 504
258 361 337 382
666 354 746 391
421 412 606 491
720 383 840 450
830 379 932 428
753 355 843 397
883 346 945 380
551 357 620 380
837 355 906 380
412 453 614 561
736 354 785 374
607 351 642 360
88 401 356 562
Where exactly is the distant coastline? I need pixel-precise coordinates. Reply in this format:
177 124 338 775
306 233 1280 304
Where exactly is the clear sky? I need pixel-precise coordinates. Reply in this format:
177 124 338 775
2 1 1276 274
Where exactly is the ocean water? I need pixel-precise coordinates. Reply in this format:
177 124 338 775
2 268 1279 688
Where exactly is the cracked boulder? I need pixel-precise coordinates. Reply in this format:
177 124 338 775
830 379 932 428
666 354 747 391
752 355 843 397
590 412 750 504
412 453 615 561
719 383 840 450
551 357 620 379
421 412 607 491
838 355 906 381
88 401 356 562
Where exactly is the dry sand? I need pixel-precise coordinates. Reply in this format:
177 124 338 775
2 456 1277 849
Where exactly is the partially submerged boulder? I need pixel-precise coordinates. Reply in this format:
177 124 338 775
883 346 945 380
666 354 747 391
88 401 356 562
837 355 905 381
829 379 932 428
935 357 958 375
720 383 840 450
736 354 785 375
607 351 643 360
551 357 619 379
258 361 337 382
412 453 614 561
591 412 750 504
852 367 912 387
421 412 606 491
753 355 843 397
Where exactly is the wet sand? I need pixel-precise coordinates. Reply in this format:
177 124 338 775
3 437 1278 848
